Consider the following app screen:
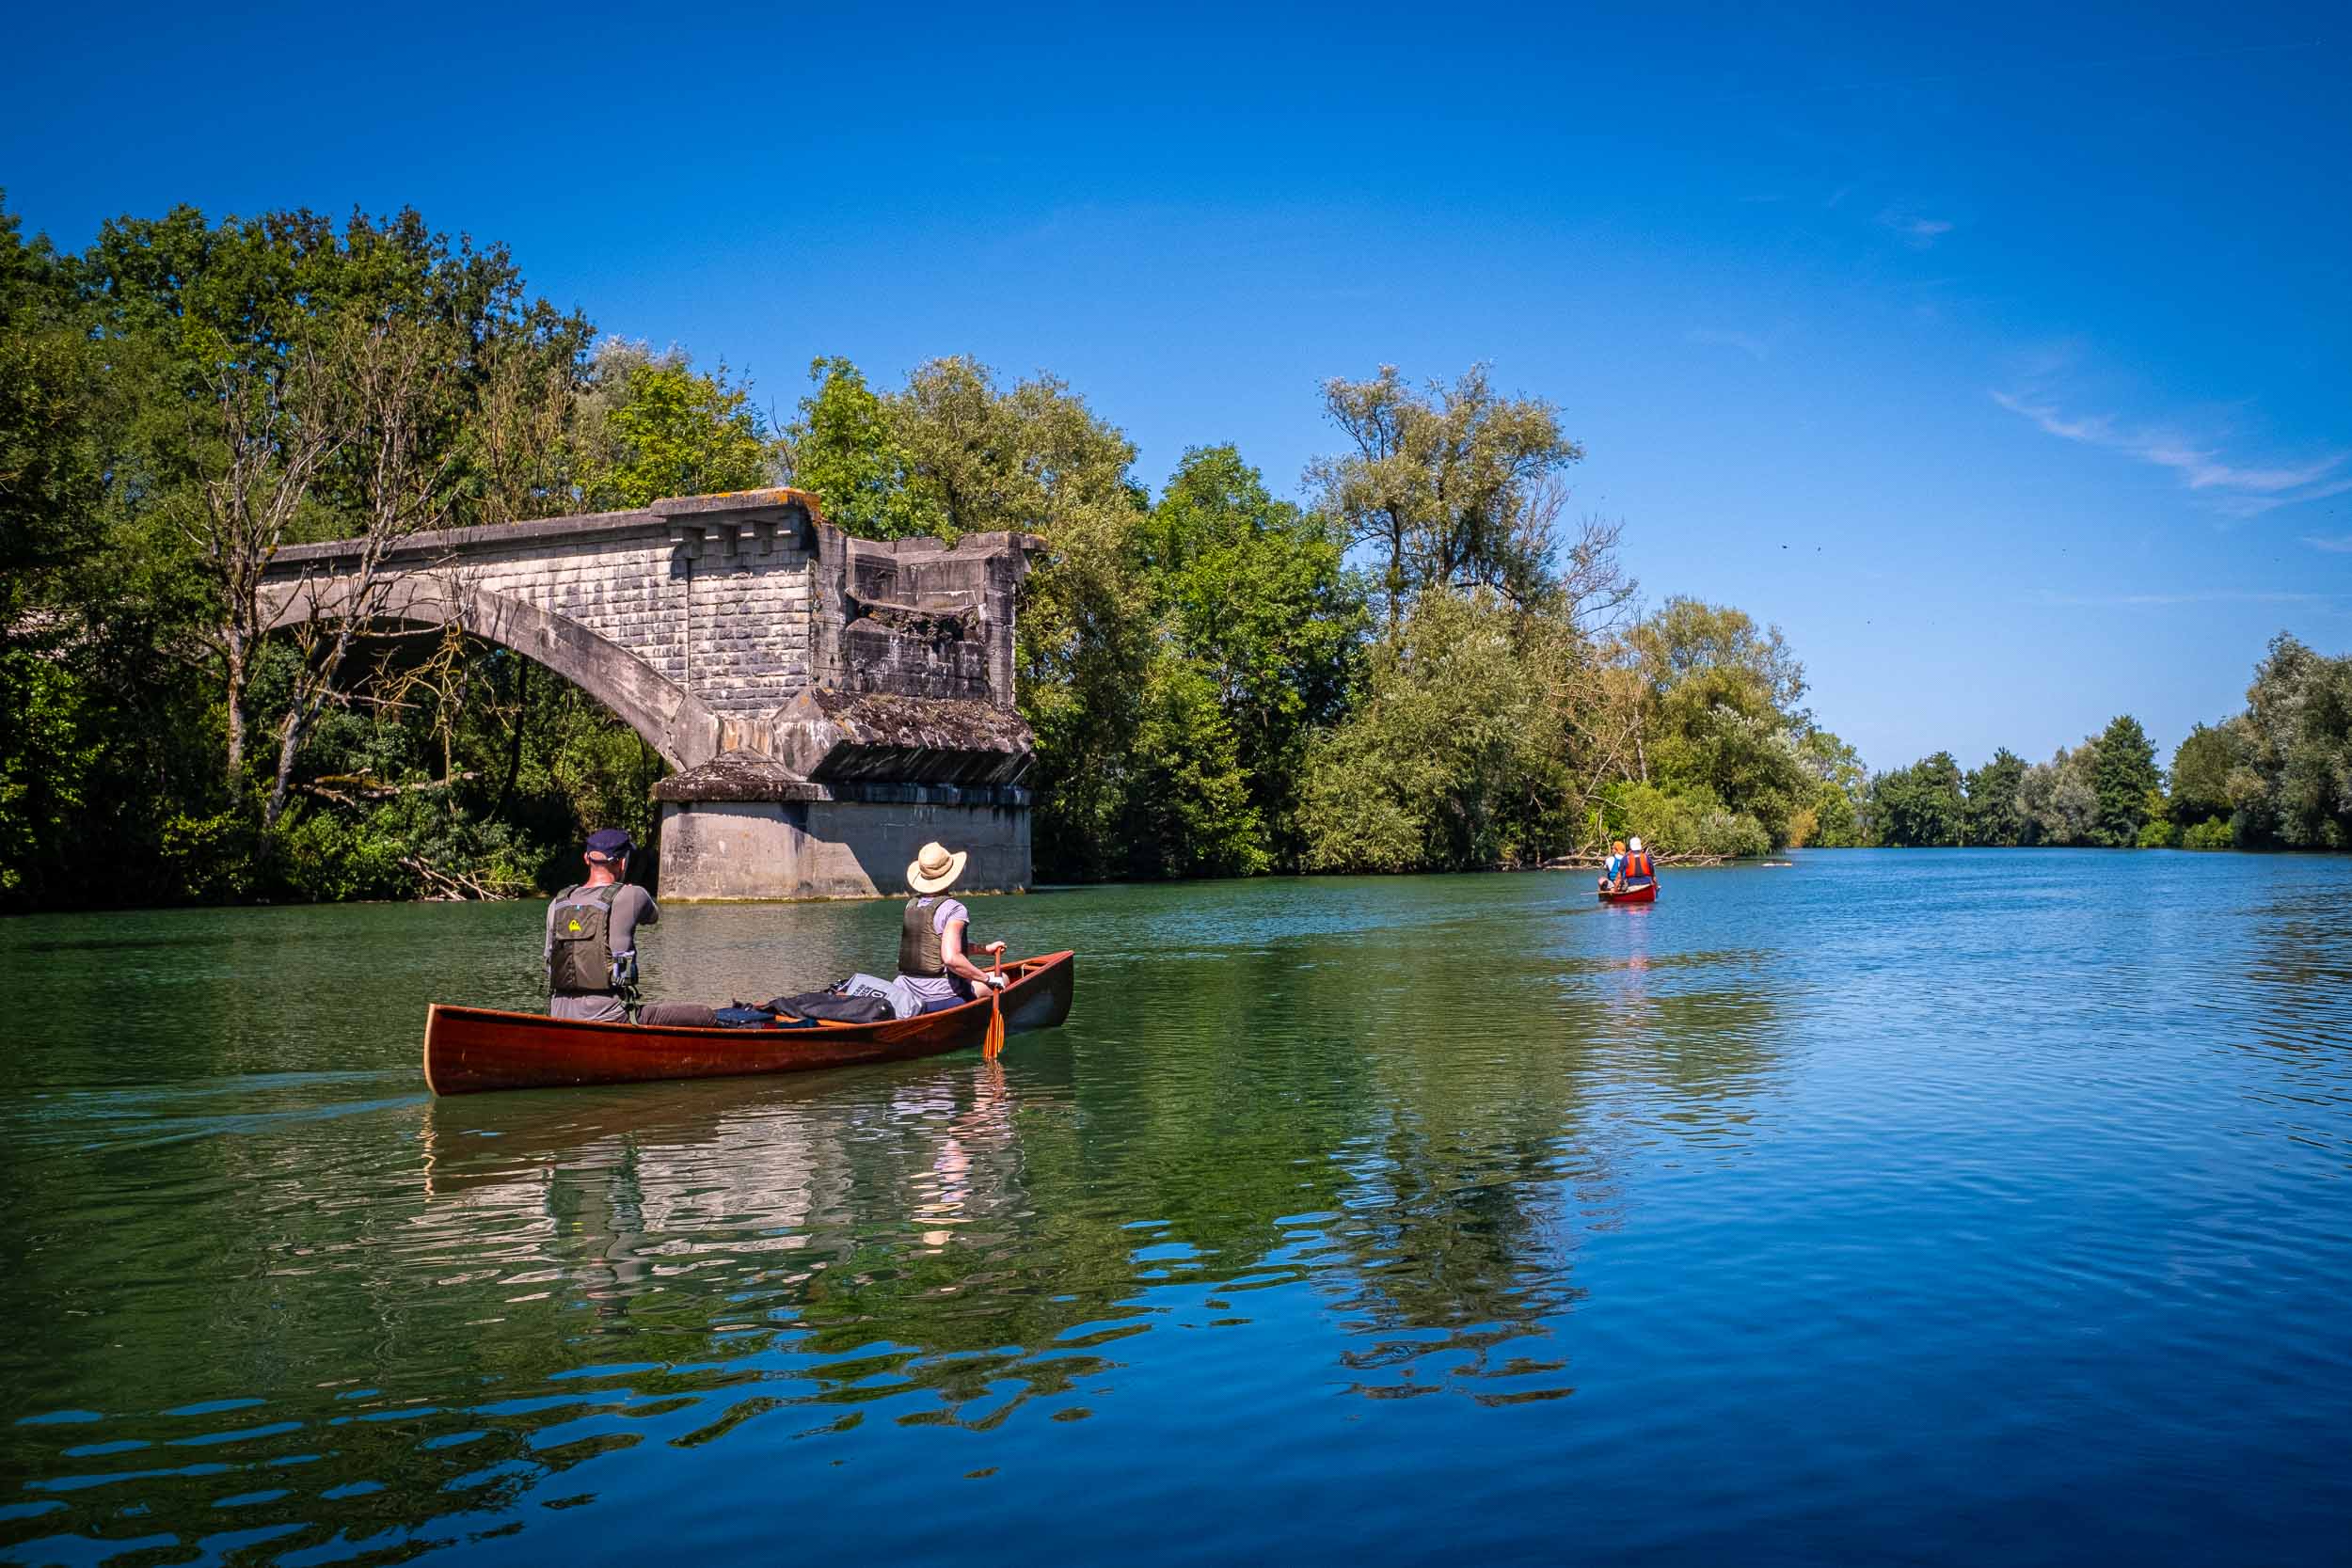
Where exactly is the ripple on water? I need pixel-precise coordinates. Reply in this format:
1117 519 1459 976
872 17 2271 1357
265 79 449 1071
2 856 2351 1563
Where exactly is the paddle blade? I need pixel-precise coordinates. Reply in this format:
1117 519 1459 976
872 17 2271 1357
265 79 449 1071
982 956 1007 1059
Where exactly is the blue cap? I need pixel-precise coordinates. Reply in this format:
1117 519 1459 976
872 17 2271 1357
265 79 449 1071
585 829 635 860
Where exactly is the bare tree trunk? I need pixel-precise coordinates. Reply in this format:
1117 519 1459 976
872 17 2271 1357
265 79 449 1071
261 312 464 830
186 341 348 789
495 657 528 818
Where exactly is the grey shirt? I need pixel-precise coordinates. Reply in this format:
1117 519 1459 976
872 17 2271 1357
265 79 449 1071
546 881 658 1022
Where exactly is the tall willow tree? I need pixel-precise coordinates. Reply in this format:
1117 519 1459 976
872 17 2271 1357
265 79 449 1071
1309 363 1582 630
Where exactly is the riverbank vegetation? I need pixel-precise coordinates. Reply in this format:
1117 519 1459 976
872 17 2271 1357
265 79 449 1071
6 197 2342 909
1860 636 2352 852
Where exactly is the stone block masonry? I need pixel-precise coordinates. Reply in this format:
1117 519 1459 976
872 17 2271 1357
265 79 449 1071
259 489 1044 899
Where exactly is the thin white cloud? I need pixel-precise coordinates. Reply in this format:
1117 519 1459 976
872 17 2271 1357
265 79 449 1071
1878 209 1955 246
2304 532 2352 553
2028 588 2349 609
1992 390 2350 518
1686 326 1771 360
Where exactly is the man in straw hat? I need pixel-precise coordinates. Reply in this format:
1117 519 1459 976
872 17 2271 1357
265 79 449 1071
894 840 1009 1014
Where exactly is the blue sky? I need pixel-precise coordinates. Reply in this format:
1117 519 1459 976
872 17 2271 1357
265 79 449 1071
7 1 2345 771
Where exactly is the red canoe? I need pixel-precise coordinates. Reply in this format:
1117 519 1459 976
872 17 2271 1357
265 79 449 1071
1597 881 1659 904
423 951 1077 1095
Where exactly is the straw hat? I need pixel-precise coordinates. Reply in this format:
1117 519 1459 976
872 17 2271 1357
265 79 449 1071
907 841 968 895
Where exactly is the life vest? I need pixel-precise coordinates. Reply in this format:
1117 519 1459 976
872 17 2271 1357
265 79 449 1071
1624 849 1655 880
548 883 623 993
899 896 948 977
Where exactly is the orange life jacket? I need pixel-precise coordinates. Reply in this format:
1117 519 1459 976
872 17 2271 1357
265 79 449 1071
1624 849 1655 880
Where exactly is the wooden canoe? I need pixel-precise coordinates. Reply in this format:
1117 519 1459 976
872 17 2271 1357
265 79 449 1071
423 951 1077 1096
1597 880 1659 904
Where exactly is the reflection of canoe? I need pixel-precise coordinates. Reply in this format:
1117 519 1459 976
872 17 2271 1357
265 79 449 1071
1597 881 1658 904
424 951 1076 1096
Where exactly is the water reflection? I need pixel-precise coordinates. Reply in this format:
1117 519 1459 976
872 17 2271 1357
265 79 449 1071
37 862 2351 1563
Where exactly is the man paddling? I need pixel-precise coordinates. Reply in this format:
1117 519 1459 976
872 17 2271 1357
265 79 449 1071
893 840 1009 1015
546 829 659 1022
1621 836 1657 889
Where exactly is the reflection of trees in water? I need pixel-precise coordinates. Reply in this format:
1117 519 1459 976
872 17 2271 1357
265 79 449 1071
1 911 1794 1560
1274 918 1788 1402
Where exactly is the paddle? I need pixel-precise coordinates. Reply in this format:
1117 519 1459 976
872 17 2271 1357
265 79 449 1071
982 953 1007 1060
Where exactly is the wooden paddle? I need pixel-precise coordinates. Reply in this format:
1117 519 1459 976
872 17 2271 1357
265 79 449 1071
982 953 1007 1060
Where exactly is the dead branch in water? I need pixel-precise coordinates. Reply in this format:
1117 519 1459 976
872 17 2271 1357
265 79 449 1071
398 853 529 902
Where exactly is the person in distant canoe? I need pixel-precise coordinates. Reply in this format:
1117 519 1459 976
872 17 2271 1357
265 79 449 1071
894 840 1009 1014
1598 839 1628 893
546 829 659 1022
1622 836 1657 887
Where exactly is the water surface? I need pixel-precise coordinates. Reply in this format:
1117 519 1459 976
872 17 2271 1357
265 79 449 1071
5 852 2349 1565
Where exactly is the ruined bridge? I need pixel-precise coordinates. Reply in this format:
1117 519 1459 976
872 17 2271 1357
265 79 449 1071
262 489 1041 899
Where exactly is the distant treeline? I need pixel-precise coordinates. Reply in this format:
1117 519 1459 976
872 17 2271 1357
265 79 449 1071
1854 636 2352 851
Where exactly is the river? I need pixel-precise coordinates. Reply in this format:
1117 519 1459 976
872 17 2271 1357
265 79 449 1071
4 850 2349 1565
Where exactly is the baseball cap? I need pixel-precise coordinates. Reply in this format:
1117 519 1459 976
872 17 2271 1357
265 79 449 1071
585 829 636 861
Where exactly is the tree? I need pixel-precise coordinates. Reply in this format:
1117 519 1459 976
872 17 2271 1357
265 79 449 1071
1872 752 1966 847
1623 598 1811 845
575 341 777 508
1308 363 1582 628
2017 742 2100 846
260 309 470 828
2091 714 2161 847
2234 634 2352 848
1963 748 2029 846
784 356 946 540
1298 587 1589 871
2167 722 2243 828
1788 728 1869 847
0 196 103 619
1144 445 1364 862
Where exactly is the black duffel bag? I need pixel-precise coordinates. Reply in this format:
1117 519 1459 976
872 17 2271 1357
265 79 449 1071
762 989 894 1024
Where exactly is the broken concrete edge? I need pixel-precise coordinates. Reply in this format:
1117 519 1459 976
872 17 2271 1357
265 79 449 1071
650 750 1031 808
794 689 1034 751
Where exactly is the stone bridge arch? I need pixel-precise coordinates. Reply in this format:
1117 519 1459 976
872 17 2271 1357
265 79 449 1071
262 575 725 771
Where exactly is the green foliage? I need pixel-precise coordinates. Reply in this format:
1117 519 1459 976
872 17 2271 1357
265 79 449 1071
1963 749 2029 847
2015 742 2101 846
1601 781 1772 859
2167 722 2243 827
1788 729 1869 846
785 356 947 539
1870 752 1967 847
2229 633 2352 849
1298 588 1583 872
1310 363 1581 623
577 342 778 508
2136 817 2180 848
1627 598 1811 845
1145 445 1365 862
2182 816 2234 850
2091 714 2161 847
0 653 102 895
1117 651 1268 879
